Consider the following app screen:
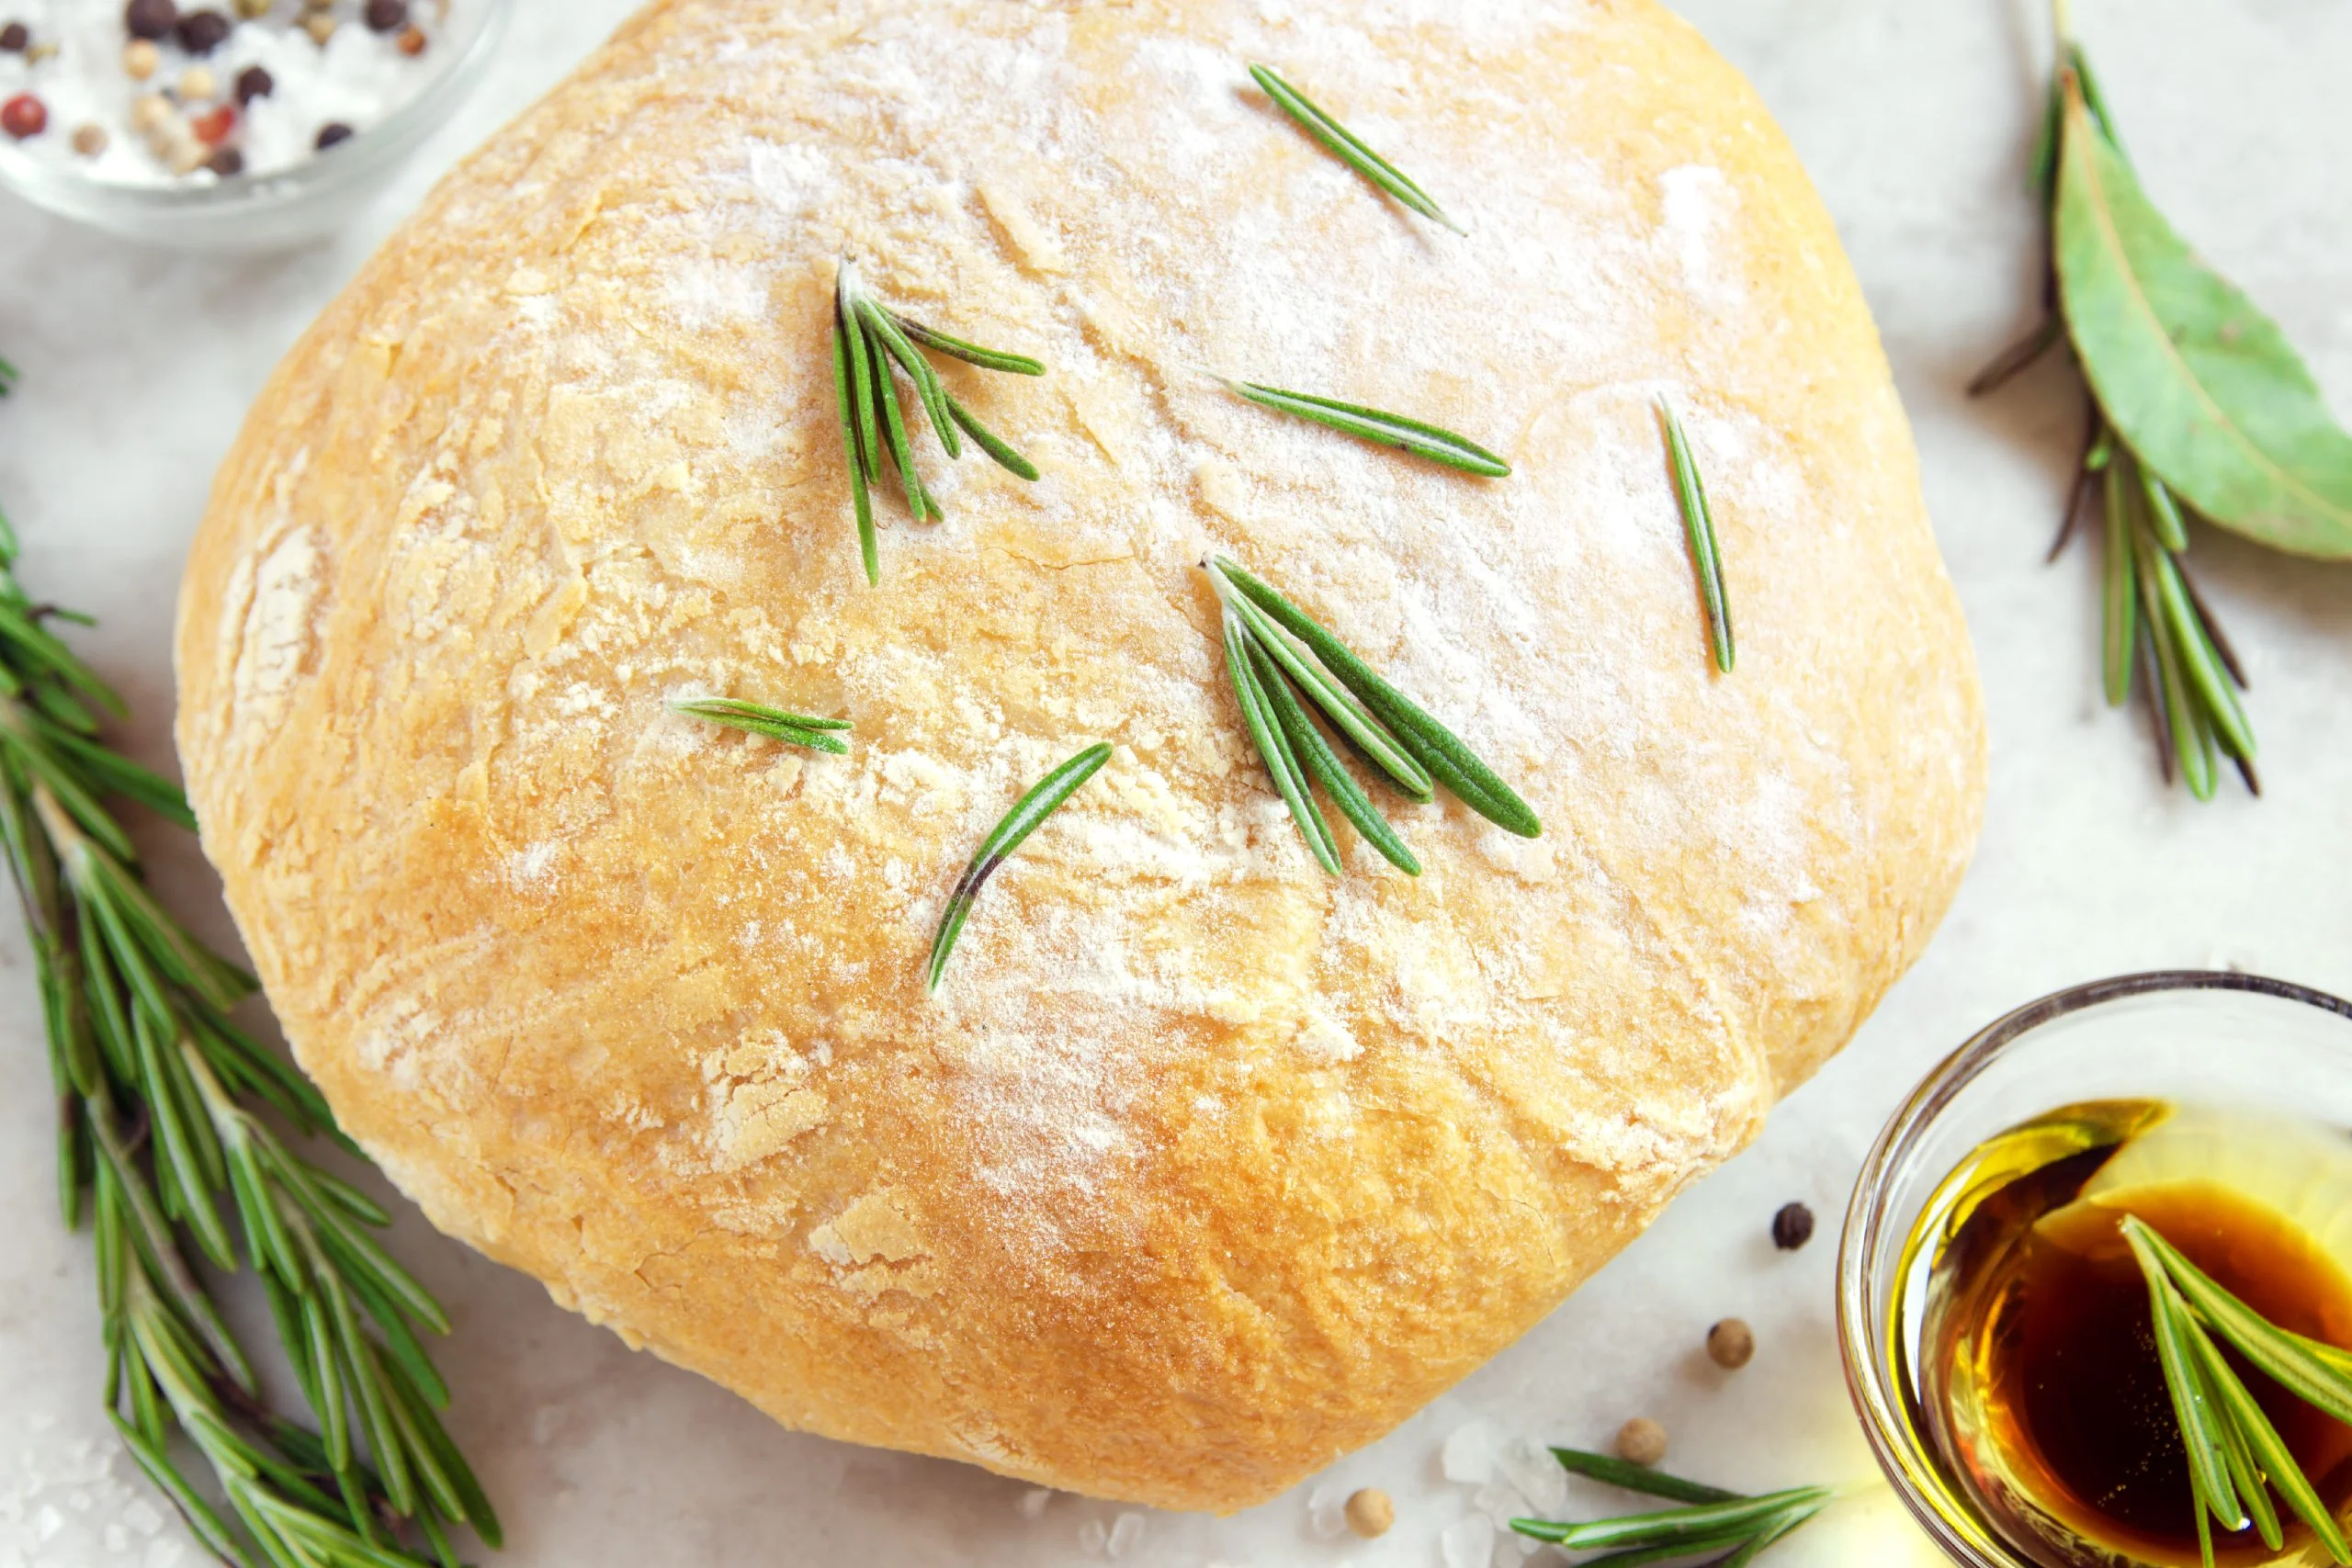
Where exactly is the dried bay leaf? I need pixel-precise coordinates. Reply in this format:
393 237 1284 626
2053 77 2352 558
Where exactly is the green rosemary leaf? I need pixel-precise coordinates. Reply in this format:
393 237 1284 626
839 276 883 490
899 317 1046 377
945 394 1041 482
2132 525 2219 800
1249 639 1420 875
2183 1315 2289 1553
36 722 198 830
1248 63 1465 235
1543 1524 1761 1567
868 343 933 523
857 296 961 459
2143 539 2254 761
1219 378 1510 477
1510 1486 1833 1551
2127 1223 2253 1532
830 310 879 586
2100 460 2136 707
2053 74 2352 557
389 1366 502 1545
2132 1220 2352 1430
107 1412 252 1567
2141 465 2190 552
926 742 1112 991
1213 578 1430 800
1716 1499 1829 1568
670 695 853 755
1225 615 1340 876
1657 399 1736 675
1213 556 1542 838
1546 1442 1747 1509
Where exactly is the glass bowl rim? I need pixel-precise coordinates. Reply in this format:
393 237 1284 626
0 0 511 223
1834 968 2352 1567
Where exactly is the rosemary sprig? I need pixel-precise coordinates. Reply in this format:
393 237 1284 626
1657 399 1736 674
925 742 1110 991
2123 1215 2352 1567
831 258 1045 584
1204 555 1538 874
1971 10 2328 795
2072 431 2256 799
670 695 852 756
0 446 494 1562
1248 62 1465 235
1517 1449 1829 1564
1217 378 1510 477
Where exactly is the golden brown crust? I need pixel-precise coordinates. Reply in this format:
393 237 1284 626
175 0 1984 1512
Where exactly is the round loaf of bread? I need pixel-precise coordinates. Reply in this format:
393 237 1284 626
175 0 1984 1513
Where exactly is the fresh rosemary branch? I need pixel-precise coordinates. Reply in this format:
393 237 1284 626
1204 555 1537 875
1216 378 1510 477
1517 1449 1830 1564
670 696 853 756
2123 1216 2352 1566
0 498 496 1562
1971 13 2352 795
1657 399 1736 675
1248 63 1465 235
831 258 1044 585
925 742 1111 992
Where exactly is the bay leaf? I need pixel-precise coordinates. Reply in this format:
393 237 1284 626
2053 78 2352 558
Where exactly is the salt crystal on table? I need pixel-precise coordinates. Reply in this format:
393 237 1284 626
1442 1418 1498 1485
1498 1436 1567 1516
1306 1484 1349 1539
124 1498 163 1536
1440 1514 1495 1568
1078 1517 1108 1555
1019 1487 1053 1519
106 1523 129 1551
1106 1512 1145 1558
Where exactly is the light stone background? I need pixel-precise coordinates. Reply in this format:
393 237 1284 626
3 2 2348 1564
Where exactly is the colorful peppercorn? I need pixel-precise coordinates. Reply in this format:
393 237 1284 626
124 0 178 42
2 92 48 140
362 0 407 32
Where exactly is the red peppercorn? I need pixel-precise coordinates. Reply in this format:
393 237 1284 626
190 102 237 145
1 92 45 141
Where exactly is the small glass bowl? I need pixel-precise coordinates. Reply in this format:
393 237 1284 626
0 0 510 251
1838 970 2352 1568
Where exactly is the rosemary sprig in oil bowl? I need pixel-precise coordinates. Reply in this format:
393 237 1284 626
926 742 1111 992
1204 554 1539 876
1973 5 2352 795
2123 1215 2352 1567
0 501 496 1562
1521 1448 1831 1565
830 258 1046 585
1248 62 1465 235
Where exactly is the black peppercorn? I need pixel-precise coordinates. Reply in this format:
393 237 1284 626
124 0 177 41
206 144 243 177
0 22 29 53
314 121 354 151
1770 1201 1815 1252
362 0 406 32
175 9 230 53
234 64 272 105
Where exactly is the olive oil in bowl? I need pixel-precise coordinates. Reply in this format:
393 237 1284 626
1897 1101 2352 1567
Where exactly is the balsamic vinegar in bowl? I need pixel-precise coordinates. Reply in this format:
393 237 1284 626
1898 1101 2352 1568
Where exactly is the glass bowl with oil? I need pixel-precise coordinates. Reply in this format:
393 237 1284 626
1839 971 2352 1568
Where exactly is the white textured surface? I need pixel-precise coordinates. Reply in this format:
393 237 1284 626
3 2 2350 1565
